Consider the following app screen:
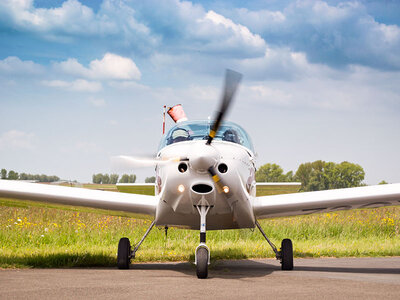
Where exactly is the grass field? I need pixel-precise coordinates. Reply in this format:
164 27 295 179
0 184 399 268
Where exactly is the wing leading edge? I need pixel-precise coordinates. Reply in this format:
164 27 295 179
253 183 400 219
0 180 158 216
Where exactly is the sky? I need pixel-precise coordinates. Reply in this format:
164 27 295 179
0 0 399 184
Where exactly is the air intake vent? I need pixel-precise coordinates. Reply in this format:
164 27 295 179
192 184 213 194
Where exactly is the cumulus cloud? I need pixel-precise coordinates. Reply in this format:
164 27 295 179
239 65 400 112
42 79 102 92
88 97 106 107
54 53 141 80
0 56 44 75
0 0 158 51
230 1 400 70
193 10 266 57
0 130 35 150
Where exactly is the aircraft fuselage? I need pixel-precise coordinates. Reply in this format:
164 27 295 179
154 140 256 229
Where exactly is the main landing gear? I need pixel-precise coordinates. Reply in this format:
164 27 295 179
117 220 155 269
255 220 293 270
195 205 211 279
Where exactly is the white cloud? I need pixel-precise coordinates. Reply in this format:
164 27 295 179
234 8 286 32
88 97 106 107
89 53 141 80
194 10 267 57
42 79 102 92
0 0 157 50
54 53 141 80
0 130 35 150
0 56 44 75
108 80 150 90
232 1 400 70
239 65 400 112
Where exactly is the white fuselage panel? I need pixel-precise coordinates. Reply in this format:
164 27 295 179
154 140 256 229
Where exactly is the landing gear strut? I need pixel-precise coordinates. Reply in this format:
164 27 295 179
195 205 211 279
255 220 293 270
117 220 155 269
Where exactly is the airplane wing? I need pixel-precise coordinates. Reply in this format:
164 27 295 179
0 180 158 216
253 183 400 219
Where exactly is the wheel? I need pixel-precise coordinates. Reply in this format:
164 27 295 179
196 247 208 279
281 238 293 270
117 237 131 269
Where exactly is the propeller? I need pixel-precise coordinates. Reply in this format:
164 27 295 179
205 69 242 195
206 69 242 145
111 155 188 170
111 69 242 196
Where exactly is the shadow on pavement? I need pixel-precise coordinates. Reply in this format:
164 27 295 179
130 258 400 278
294 265 400 275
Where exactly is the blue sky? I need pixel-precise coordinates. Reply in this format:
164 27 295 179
0 0 399 184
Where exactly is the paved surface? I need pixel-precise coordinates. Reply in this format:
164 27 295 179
1 257 400 299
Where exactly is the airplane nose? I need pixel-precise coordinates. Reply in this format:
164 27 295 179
188 144 219 172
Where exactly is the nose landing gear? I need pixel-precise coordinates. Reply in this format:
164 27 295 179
195 205 211 279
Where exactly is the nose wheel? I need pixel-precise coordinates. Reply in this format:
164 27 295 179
195 205 211 279
196 246 209 278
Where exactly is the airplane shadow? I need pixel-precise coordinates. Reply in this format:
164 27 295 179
131 258 400 279
3 252 398 279
130 259 277 279
293 264 400 275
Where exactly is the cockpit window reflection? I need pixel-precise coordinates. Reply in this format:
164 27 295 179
160 120 254 152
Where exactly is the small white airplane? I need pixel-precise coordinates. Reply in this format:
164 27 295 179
1 70 399 279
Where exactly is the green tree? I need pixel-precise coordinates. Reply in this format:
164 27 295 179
329 161 365 189
92 173 103 184
119 174 130 183
7 170 19 180
119 174 136 183
102 174 110 184
110 174 119 184
1 169 7 179
145 176 156 183
19 172 28 180
48 176 60 182
379 180 388 185
128 174 136 183
256 163 293 182
295 160 365 191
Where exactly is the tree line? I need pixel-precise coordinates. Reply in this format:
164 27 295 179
1 168 60 182
92 173 137 184
256 160 374 191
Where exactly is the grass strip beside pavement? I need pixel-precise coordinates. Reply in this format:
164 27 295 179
0 195 399 268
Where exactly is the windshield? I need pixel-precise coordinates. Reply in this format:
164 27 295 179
159 120 254 152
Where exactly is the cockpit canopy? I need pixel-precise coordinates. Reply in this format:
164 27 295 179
159 120 254 152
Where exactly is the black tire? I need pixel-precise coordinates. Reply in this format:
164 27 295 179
281 238 293 270
196 247 208 279
117 237 131 269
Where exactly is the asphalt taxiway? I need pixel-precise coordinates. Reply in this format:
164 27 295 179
1 257 399 299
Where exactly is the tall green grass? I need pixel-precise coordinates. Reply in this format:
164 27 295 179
1 195 399 268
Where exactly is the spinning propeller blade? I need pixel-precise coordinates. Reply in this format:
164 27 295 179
206 69 242 145
111 155 188 170
205 69 242 194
